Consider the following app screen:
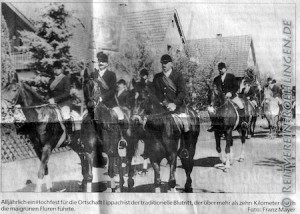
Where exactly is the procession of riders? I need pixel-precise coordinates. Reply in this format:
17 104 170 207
13 52 289 152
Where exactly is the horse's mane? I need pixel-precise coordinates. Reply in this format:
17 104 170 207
21 82 46 105
142 90 177 132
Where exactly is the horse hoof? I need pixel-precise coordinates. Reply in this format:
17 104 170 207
185 185 193 193
112 188 116 193
223 168 229 173
239 158 244 162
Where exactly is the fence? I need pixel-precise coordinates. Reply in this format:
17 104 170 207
1 124 70 163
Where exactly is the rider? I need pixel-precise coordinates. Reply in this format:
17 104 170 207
269 79 283 106
152 54 189 158
93 52 117 108
112 79 130 124
207 62 247 132
240 68 258 108
48 61 73 138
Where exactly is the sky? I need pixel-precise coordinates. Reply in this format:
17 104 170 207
12 1 296 82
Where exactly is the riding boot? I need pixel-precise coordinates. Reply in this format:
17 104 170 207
238 108 248 129
64 118 73 144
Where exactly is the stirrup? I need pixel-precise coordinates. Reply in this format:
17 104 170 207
179 148 189 159
118 137 127 157
241 121 248 129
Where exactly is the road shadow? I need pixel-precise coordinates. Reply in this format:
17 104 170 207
193 157 222 168
123 182 169 193
254 157 296 172
16 180 83 192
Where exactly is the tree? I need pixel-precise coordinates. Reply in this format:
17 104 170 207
1 15 15 89
18 3 75 77
109 32 157 82
172 46 221 110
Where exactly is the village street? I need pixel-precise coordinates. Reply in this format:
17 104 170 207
2 118 291 193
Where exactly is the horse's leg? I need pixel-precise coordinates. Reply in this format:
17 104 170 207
224 128 232 172
237 128 246 162
142 158 148 175
108 156 117 192
168 149 177 192
214 131 223 164
180 134 196 193
84 151 94 192
247 116 252 139
118 156 126 192
44 165 52 192
230 135 234 165
127 157 135 192
36 144 51 192
251 116 257 137
152 161 161 193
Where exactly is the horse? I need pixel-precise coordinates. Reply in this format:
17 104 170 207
242 85 260 138
209 84 247 172
81 75 136 192
263 87 281 138
1 74 89 192
131 87 200 192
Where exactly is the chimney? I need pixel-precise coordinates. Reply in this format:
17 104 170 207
118 3 127 16
217 34 222 39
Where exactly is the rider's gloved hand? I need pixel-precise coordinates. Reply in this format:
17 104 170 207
167 103 176 111
225 92 232 98
48 98 56 104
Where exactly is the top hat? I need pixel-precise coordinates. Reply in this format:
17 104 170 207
53 61 63 68
117 79 126 85
160 54 172 64
218 62 226 70
140 68 149 76
97 52 108 63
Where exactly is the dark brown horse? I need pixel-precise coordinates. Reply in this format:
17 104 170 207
131 88 200 192
209 84 247 172
81 76 136 192
1 74 87 192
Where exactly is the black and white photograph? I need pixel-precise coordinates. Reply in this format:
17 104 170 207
0 0 298 213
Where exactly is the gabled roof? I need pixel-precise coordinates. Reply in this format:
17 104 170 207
2 3 36 32
187 35 256 77
123 8 185 45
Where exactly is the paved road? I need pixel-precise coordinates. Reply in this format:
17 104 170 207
1 118 293 193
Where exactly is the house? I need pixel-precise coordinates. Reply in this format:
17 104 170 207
186 34 260 80
122 8 186 54
1 2 36 76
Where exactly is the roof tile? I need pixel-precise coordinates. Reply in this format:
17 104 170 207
187 35 254 77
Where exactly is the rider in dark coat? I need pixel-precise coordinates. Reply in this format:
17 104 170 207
207 62 247 132
48 61 71 108
152 55 186 113
152 54 189 158
93 52 117 108
48 61 73 141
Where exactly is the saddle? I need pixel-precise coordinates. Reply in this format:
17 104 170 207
172 113 190 133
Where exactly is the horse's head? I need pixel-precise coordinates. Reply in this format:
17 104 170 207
131 86 163 126
210 84 225 108
83 68 101 110
2 74 46 107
